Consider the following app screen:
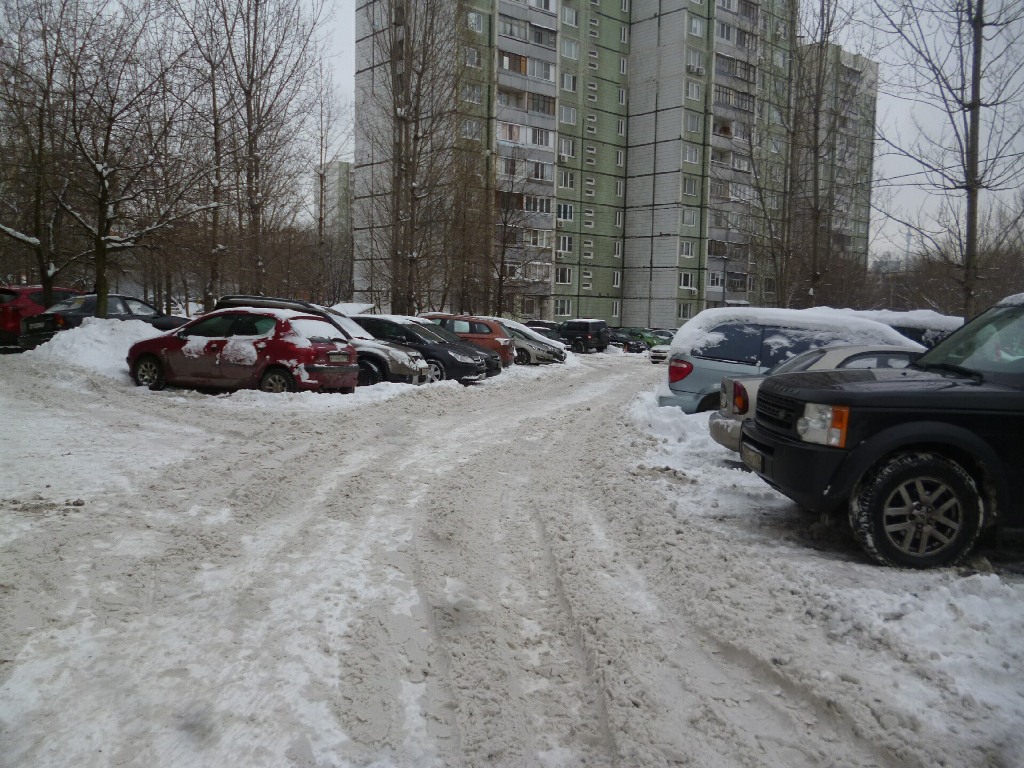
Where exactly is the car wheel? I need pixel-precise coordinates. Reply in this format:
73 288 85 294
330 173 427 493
358 358 385 386
515 348 531 365
259 368 295 393
425 359 446 383
849 452 984 568
132 355 166 390
572 339 585 353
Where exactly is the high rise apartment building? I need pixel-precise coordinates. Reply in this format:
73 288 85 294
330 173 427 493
353 0 876 324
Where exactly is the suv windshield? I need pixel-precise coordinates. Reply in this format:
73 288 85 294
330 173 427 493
916 304 1024 378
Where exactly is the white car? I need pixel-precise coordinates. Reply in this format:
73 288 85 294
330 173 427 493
708 344 923 453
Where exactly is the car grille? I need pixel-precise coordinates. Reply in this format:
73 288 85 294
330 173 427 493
756 389 801 432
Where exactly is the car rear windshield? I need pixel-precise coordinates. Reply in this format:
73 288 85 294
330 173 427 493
0 291 15 304
290 317 347 342
49 295 92 312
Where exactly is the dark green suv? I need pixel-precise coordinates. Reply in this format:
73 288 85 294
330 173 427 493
740 294 1024 568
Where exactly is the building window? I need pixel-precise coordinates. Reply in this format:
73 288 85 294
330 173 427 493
465 47 482 68
524 196 552 213
499 15 528 40
690 17 704 36
528 229 552 247
709 271 724 287
555 299 572 316
688 50 705 69
678 302 692 320
557 235 574 252
618 87 627 104
500 51 528 74
687 81 702 101
556 266 573 283
614 240 623 257
612 300 620 317
530 127 553 146
716 21 733 42
461 119 482 140
620 25 629 43
681 240 695 257
532 25 557 47
617 118 626 135
557 202 575 221
685 112 701 133
500 157 518 176
764 277 777 293
682 177 697 196
559 137 576 156
467 12 484 32
615 180 625 196
528 59 555 81
560 105 577 124
529 0 553 10
559 170 575 188
619 58 628 75
530 161 554 181
613 271 621 287
563 6 579 26
615 210 624 227
683 144 700 164
462 84 482 104
562 38 579 59
562 73 577 92
682 208 698 226
680 272 695 289
615 149 625 166
530 92 556 114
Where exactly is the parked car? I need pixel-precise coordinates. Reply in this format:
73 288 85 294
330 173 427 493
524 320 562 333
658 307 922 413
213 295 429 386
609 329 649 353
560 318 610 353
708 344 923 453
406 317 504 377
421 313 515 367
352 315 489 384
617 327 662 347
846 308 963 348
127 307 359 393
475 316 566 365
649 344 671 364
526 325 571 346
1 285 83 349
740 294 1024 568
649 329 675 343
20 293 188 349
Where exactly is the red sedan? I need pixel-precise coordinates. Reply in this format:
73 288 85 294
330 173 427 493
127 307 359 393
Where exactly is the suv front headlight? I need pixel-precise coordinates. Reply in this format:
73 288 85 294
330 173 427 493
795 403 849 448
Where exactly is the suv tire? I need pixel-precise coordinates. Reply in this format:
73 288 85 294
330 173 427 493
849 452 984 568
358 358 385 386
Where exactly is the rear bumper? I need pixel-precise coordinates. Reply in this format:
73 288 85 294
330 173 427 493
657 390 703 413
707 412 743 453
303 363 359 390
18 331 55 349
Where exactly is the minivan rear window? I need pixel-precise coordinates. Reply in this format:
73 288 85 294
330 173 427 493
692 323 761 363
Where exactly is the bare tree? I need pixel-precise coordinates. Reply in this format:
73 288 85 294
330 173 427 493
353 0 466 314
872 0 1024 317
0 0 81 299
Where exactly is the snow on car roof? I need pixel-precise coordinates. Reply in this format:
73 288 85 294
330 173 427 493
669 306 922 353
998 293 1024 307
206 306 323 322
844 308 963 331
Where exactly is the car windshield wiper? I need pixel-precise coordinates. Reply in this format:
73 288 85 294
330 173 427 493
915 362 984 383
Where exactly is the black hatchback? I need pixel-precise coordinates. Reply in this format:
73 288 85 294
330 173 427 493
352 315 489 384
19 293 188 349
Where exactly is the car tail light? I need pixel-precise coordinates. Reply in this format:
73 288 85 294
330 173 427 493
732 382 749 415
0 306 15 333
53 314 67 329
668 358 693 383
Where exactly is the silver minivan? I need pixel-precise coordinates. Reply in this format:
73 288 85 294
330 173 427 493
657 307 922 413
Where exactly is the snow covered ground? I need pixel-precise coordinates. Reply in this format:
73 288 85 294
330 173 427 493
1 320 1022 767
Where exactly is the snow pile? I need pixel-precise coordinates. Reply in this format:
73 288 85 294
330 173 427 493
22 317 166 381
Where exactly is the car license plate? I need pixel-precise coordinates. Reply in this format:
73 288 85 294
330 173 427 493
26 320 46 330
740 442 764 473
328 353 345 363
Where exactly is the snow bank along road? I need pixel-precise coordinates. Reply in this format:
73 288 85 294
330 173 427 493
1 348 1020 767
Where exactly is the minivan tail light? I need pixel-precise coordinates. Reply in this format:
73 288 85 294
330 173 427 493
732 382 749 415
668 358 693 383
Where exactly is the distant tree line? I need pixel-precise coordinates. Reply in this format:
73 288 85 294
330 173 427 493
0 0 349 315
